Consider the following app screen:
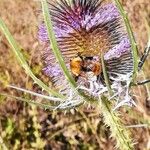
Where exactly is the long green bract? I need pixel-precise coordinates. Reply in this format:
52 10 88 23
0 18 63 98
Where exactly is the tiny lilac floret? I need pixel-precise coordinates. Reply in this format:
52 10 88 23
104 37 131 60
38 24 74 42
83 4 120 30
43 65 63 77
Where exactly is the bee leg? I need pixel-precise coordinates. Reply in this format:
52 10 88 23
74 76 79 81
138 46 150 71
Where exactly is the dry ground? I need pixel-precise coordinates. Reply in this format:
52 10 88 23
0 0 150 149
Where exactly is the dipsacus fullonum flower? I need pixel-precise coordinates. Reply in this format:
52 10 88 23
38 0 135 109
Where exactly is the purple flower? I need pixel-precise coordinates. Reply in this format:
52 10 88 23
38 0 133 95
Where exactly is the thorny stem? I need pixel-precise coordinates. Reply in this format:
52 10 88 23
100 96 134 150
114 0 139 81
0 1 146 149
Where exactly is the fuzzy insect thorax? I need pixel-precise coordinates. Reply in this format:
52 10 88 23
70 56 102 79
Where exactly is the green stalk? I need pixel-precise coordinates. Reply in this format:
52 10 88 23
114 0 139 81
41 0 77 88
100 96 134 150
8 85 63 102
0 18 63 98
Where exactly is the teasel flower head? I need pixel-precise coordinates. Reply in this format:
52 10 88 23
38 0 135 109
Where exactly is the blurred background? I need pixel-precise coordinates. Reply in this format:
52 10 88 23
0 0 150 149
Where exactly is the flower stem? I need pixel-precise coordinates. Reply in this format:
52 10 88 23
100 96 134 150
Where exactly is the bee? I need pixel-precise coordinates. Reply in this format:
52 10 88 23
70 56 102 79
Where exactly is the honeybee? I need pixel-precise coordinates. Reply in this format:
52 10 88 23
70 56 102 79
